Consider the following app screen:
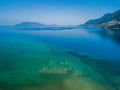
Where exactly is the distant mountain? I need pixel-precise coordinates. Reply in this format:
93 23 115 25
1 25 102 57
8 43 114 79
15 22 46 27
12 22 78 30
84 10 120 29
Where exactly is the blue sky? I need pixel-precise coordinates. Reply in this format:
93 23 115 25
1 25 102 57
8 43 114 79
0 0 120 25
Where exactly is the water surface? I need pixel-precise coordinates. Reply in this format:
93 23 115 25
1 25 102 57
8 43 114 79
0 27 120 90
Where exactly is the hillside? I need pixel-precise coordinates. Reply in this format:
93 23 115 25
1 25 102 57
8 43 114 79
84 10 120 29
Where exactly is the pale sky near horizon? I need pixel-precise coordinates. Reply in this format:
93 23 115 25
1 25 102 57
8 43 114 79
0 0 120 25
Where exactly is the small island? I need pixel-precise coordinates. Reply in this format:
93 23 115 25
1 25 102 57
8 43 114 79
15 22 47 27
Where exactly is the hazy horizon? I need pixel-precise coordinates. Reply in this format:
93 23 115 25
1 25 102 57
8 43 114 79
0 0 120 25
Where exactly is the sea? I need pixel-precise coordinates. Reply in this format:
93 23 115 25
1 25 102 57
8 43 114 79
0 26 120 90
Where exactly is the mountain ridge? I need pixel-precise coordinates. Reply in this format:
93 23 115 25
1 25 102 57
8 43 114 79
84 9 120 29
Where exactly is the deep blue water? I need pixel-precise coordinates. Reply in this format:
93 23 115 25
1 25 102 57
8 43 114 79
5 27 119 61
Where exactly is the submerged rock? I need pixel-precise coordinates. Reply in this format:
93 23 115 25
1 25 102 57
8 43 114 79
39 66 68 74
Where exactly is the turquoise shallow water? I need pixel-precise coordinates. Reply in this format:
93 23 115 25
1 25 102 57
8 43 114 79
0 27 120 90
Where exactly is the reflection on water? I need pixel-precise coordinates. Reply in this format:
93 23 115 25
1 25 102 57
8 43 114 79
0 27 120 90
12 27 120 60
97 29 120 45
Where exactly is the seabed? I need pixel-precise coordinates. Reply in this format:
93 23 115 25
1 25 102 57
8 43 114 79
0 37 118 90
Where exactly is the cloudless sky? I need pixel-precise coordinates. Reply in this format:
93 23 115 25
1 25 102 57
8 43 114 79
0 0 120 25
